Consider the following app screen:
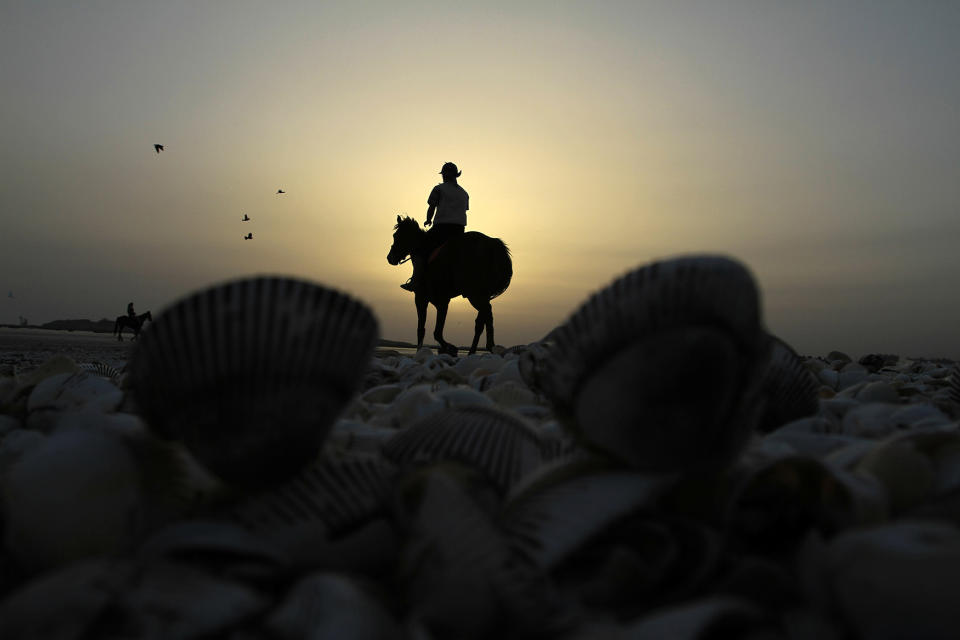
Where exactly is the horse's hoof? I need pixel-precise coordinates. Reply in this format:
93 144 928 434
440 344 458 357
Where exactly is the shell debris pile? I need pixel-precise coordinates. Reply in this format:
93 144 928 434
1 259 959 639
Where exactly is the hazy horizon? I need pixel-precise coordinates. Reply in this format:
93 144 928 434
3 2 959 359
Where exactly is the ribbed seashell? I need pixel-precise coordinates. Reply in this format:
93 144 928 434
756 335 820 433
78 361 123 386
517 340 552 393
726 455 887 552
264 572 401 640
3 427 142 572
381 405 545 494
397 465 571 638
801 521 960 640
503 460 677 570
128 276 379 486
226 452 398 574
536 255 769 472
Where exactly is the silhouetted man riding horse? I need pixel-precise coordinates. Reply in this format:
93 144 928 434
401 162 469 292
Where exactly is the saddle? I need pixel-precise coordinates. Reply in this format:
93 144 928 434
428 242 449 265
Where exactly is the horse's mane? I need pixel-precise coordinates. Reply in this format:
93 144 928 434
394 215 422 232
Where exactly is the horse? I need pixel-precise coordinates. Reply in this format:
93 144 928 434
387 215 512 356
114 311 152 341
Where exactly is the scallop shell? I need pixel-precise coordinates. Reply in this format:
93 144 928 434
756 335 820 433
225 451 398 573
537 255 769 472
264 572 401 640
503 459 677 570
381 405 546 494
78 361 123 386
396 465 571 638
128 276 379 486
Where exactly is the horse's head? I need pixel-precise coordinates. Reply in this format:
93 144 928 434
387 214 423 265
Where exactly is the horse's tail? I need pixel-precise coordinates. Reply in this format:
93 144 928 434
487 238 513 300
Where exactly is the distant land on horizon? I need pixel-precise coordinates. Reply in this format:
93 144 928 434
0 318 421 349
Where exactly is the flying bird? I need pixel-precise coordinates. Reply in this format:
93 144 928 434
244 233 253 240
276 189 285 194
153 144 164 153
242 214 250 221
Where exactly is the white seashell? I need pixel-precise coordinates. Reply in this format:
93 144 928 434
0 558 134 640
802 521 960 640
854 381 900 403
620 596 762 640
369 385 445 428
0 429 46 480
819 396 859 421
383 405 545 494
484 380 538 408
328 419 397 453
727 456 888 548
115 561 269 637
889 403 953 430
264 573 401 640
362 383 404 404
26 372 122 432
817 368 839 389
763 431 867 459
0 414 21 436
435 386 494 408
453 353 505 378
774 415 839 434
840 403 904 438
3 428 142 572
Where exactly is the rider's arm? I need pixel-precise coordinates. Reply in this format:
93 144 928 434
425 204 436 227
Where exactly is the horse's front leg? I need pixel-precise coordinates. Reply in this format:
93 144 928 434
433 298 456 356
415 294 428 349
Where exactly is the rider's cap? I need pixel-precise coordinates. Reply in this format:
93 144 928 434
439 162 461 177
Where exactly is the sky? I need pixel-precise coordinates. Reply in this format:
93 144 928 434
2 1 958 358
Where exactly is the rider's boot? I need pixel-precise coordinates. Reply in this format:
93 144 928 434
400 262 421 292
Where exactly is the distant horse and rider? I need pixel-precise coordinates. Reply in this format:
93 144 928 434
387 163 512 356
114 302 152 341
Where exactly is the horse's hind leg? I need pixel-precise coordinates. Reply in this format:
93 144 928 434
468 297 493 355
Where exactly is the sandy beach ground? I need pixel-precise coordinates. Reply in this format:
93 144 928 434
0 328 135 372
